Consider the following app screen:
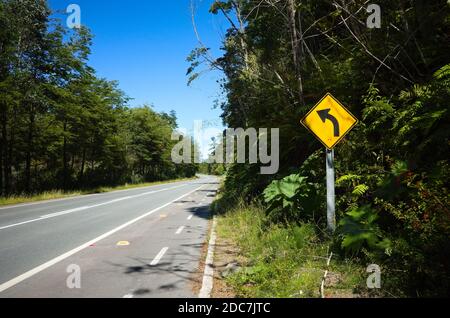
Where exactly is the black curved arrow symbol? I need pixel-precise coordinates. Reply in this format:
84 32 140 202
317 109 340 137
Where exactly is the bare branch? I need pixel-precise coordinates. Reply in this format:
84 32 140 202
338 12 414 84
190 0 222 71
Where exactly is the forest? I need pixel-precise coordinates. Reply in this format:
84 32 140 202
0 0 196 197
1 0 449 298
190 0 450 296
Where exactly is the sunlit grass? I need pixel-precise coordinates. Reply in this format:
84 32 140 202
0 176 198 207
215 201 365 298
0 190 83 206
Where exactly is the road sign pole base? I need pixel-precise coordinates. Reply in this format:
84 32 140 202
326 148 336 233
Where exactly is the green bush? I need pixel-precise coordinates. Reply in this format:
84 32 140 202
263 174 317 223
338 205 392 255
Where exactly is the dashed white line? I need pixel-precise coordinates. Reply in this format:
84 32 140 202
187 215 193 221
0 184 205 293
175 226 185 235
150 247 169 266
123 294 134 298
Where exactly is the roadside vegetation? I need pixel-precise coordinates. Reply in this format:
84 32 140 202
0 0 197 199
0 177 197 207
214 201 366 298
195 0 450 297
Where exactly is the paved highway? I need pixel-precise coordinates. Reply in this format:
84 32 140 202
0 176 219 298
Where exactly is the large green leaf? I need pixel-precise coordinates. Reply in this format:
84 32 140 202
339 205 391 254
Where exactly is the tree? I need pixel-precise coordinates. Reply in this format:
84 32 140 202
189 0 450 296
0 0 198 195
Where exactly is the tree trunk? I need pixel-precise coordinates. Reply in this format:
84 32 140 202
25 109 34 193
0 125 3 197
71 155 75 171
287 0 305 106
63 121 68 191
6 105 16 195
79 147 86 187
1 106 9 196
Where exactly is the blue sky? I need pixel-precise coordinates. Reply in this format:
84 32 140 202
49 0 227 137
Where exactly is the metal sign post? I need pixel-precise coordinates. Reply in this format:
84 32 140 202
301 93 358 234
326 149 336 233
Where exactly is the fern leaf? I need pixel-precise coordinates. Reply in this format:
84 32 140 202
336 174 361 187
352 184 369 197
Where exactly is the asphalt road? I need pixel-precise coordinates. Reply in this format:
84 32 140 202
0 176 219 298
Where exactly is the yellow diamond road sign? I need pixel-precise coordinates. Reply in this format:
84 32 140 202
301 93 358 149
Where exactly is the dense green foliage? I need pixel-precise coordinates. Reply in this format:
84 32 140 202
0 0 196 196
192 0 450 296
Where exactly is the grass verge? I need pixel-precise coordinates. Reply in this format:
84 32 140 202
214 202 367 298
0 177 198 207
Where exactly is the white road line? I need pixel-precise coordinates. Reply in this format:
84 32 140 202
199 217 217 298
150 247 169 266
0 184 205 293
0 219 42 231
123 294 134 298
175 226 185 235
187 215 193 221
40 206 90 219
0 179 193 210
0 185 187 231
0 193 104 211
88 196 134 207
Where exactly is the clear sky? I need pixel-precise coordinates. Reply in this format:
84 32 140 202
49 0 227 139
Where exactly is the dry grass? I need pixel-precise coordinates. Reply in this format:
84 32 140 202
0 177 198 207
